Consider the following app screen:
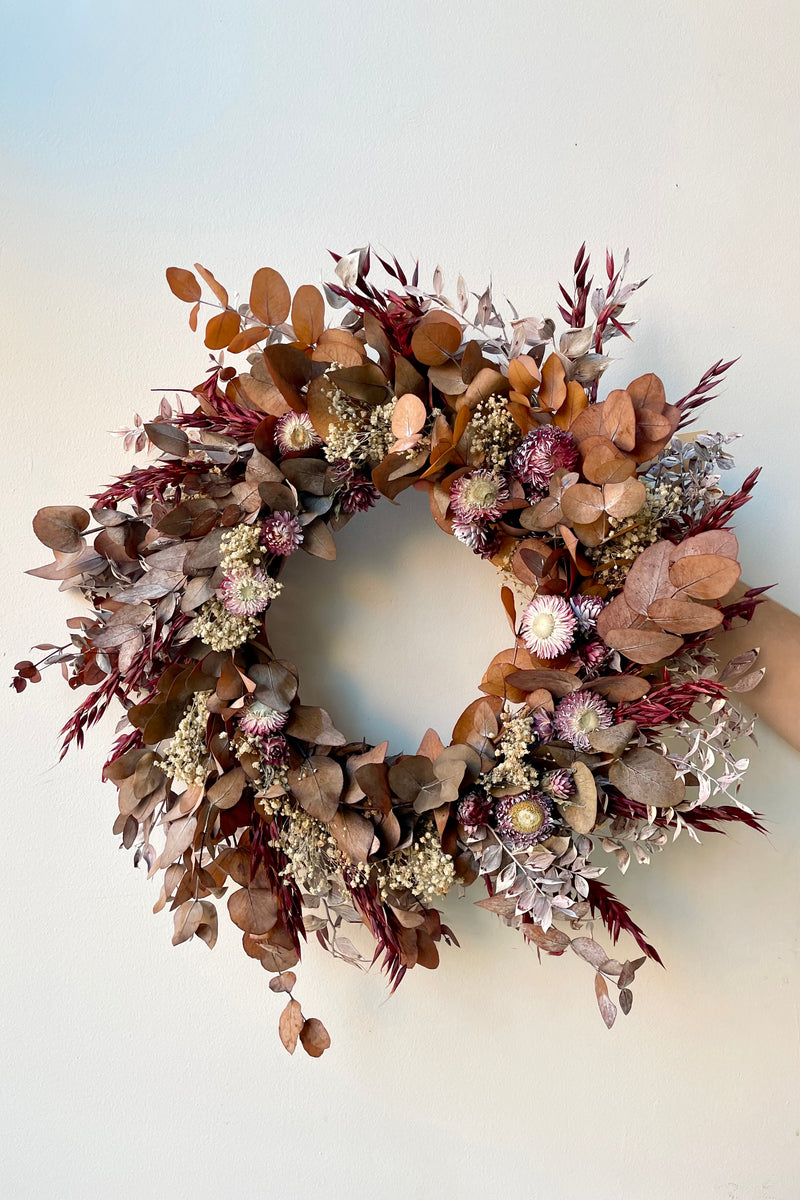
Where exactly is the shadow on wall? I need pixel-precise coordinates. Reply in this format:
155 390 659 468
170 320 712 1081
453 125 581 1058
266 486 512 753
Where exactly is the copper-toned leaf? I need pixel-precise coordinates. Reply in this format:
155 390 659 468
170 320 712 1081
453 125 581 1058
313 327 364 367
268 971 297 993
587 720 638 758
410 311 462 366
595 971 617 1029
204 310 240 351
647 597 724 634
627 372 666 413
32 505 90 553
227 886 279 935
299 1017 331 1058
193 263 229 307
669 554 741 600
301 518 336 560
623 540 677 615
505 668 581 697
166 267 201 303
554 380 588 430
329 362 389 406
608 747 685 808
227 325 270 354
563 761 597 834
602 477 646 519
292 284 325 345
603 626 683 665
287 755 343 822
507 354 541 396
589 675 650 702
560 483 605 525
207 766 246 810
582 440 637 485
391 393 426 439
600 389 636 452
538 354 567 411
250 267 291 326
463 367 508 408
278 998 304 1055
328 808 376 862
669 529 739 562
286 705 347 747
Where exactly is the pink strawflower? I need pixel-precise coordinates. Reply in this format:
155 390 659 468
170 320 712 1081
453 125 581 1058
457 791 494 831
542 768 576 800
260 511 304 557
510 426 578 490
532 709 554 744
220 568 276 616
554 690 613 751
452 519 500 559
239 700 288 738
261 734 290 767
495 791 554 850
275 412 321 456
569 594 607 633
520 595 577 659
580 638 611 678
449 470 508 523
340 476 379 513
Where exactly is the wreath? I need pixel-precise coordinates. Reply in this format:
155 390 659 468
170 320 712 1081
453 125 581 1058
15 245 768 1056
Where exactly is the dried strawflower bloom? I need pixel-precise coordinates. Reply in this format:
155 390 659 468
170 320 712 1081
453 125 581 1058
457 790 494 830
520 595 577 659
452 519 499 558
554 690 613 750
542 768 576 800
339 474 379 513
275 412 321 455
510 426 577 489
260 511 304 557
449 470 508 523
532 709 555 744
239 700 288 737
261 733 291 767
494 791 554 850
220 568 281 616
580 638 612 677
570 594 606 633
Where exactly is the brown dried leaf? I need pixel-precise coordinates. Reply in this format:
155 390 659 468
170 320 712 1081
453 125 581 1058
587 720 638 758
608 747 685 807
287 755 343 822
602 477 646 519
166 267 201 303
623 541 678 615
278 998 304 1055
505 669 582 697
538 354 567 411
250 267 291 326
32 506 90 553
227 886 279 935
669 554 741 600
564 761 597 833
554 380 589 429
410 311 462 366
391 393 426 438
193 263 229 307
300 1017 331 1058
603 626 684 665
207 766 246 811
647 597 724 634
328 808 376 862
268 971 297 993
291 284 325 345
595 971 617 1029
600 390 637 451
560 482 605 525
204 310 240 351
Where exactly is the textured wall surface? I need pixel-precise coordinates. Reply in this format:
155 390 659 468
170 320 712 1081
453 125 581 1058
2 2 799 1198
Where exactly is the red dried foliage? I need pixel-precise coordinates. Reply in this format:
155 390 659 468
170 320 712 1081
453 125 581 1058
587 879 664 966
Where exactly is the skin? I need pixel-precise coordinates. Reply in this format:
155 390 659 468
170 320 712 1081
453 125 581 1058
714 583 800 753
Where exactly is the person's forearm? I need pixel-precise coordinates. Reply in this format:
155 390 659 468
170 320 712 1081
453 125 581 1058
712 583 800 753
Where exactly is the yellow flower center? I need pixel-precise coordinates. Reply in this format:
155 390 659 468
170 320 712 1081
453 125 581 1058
578 708 600 732
510 799 544 834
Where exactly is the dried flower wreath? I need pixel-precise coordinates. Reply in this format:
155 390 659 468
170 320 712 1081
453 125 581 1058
15 246 768 1055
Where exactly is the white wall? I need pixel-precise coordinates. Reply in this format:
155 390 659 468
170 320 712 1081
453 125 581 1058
2 2 799 1197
